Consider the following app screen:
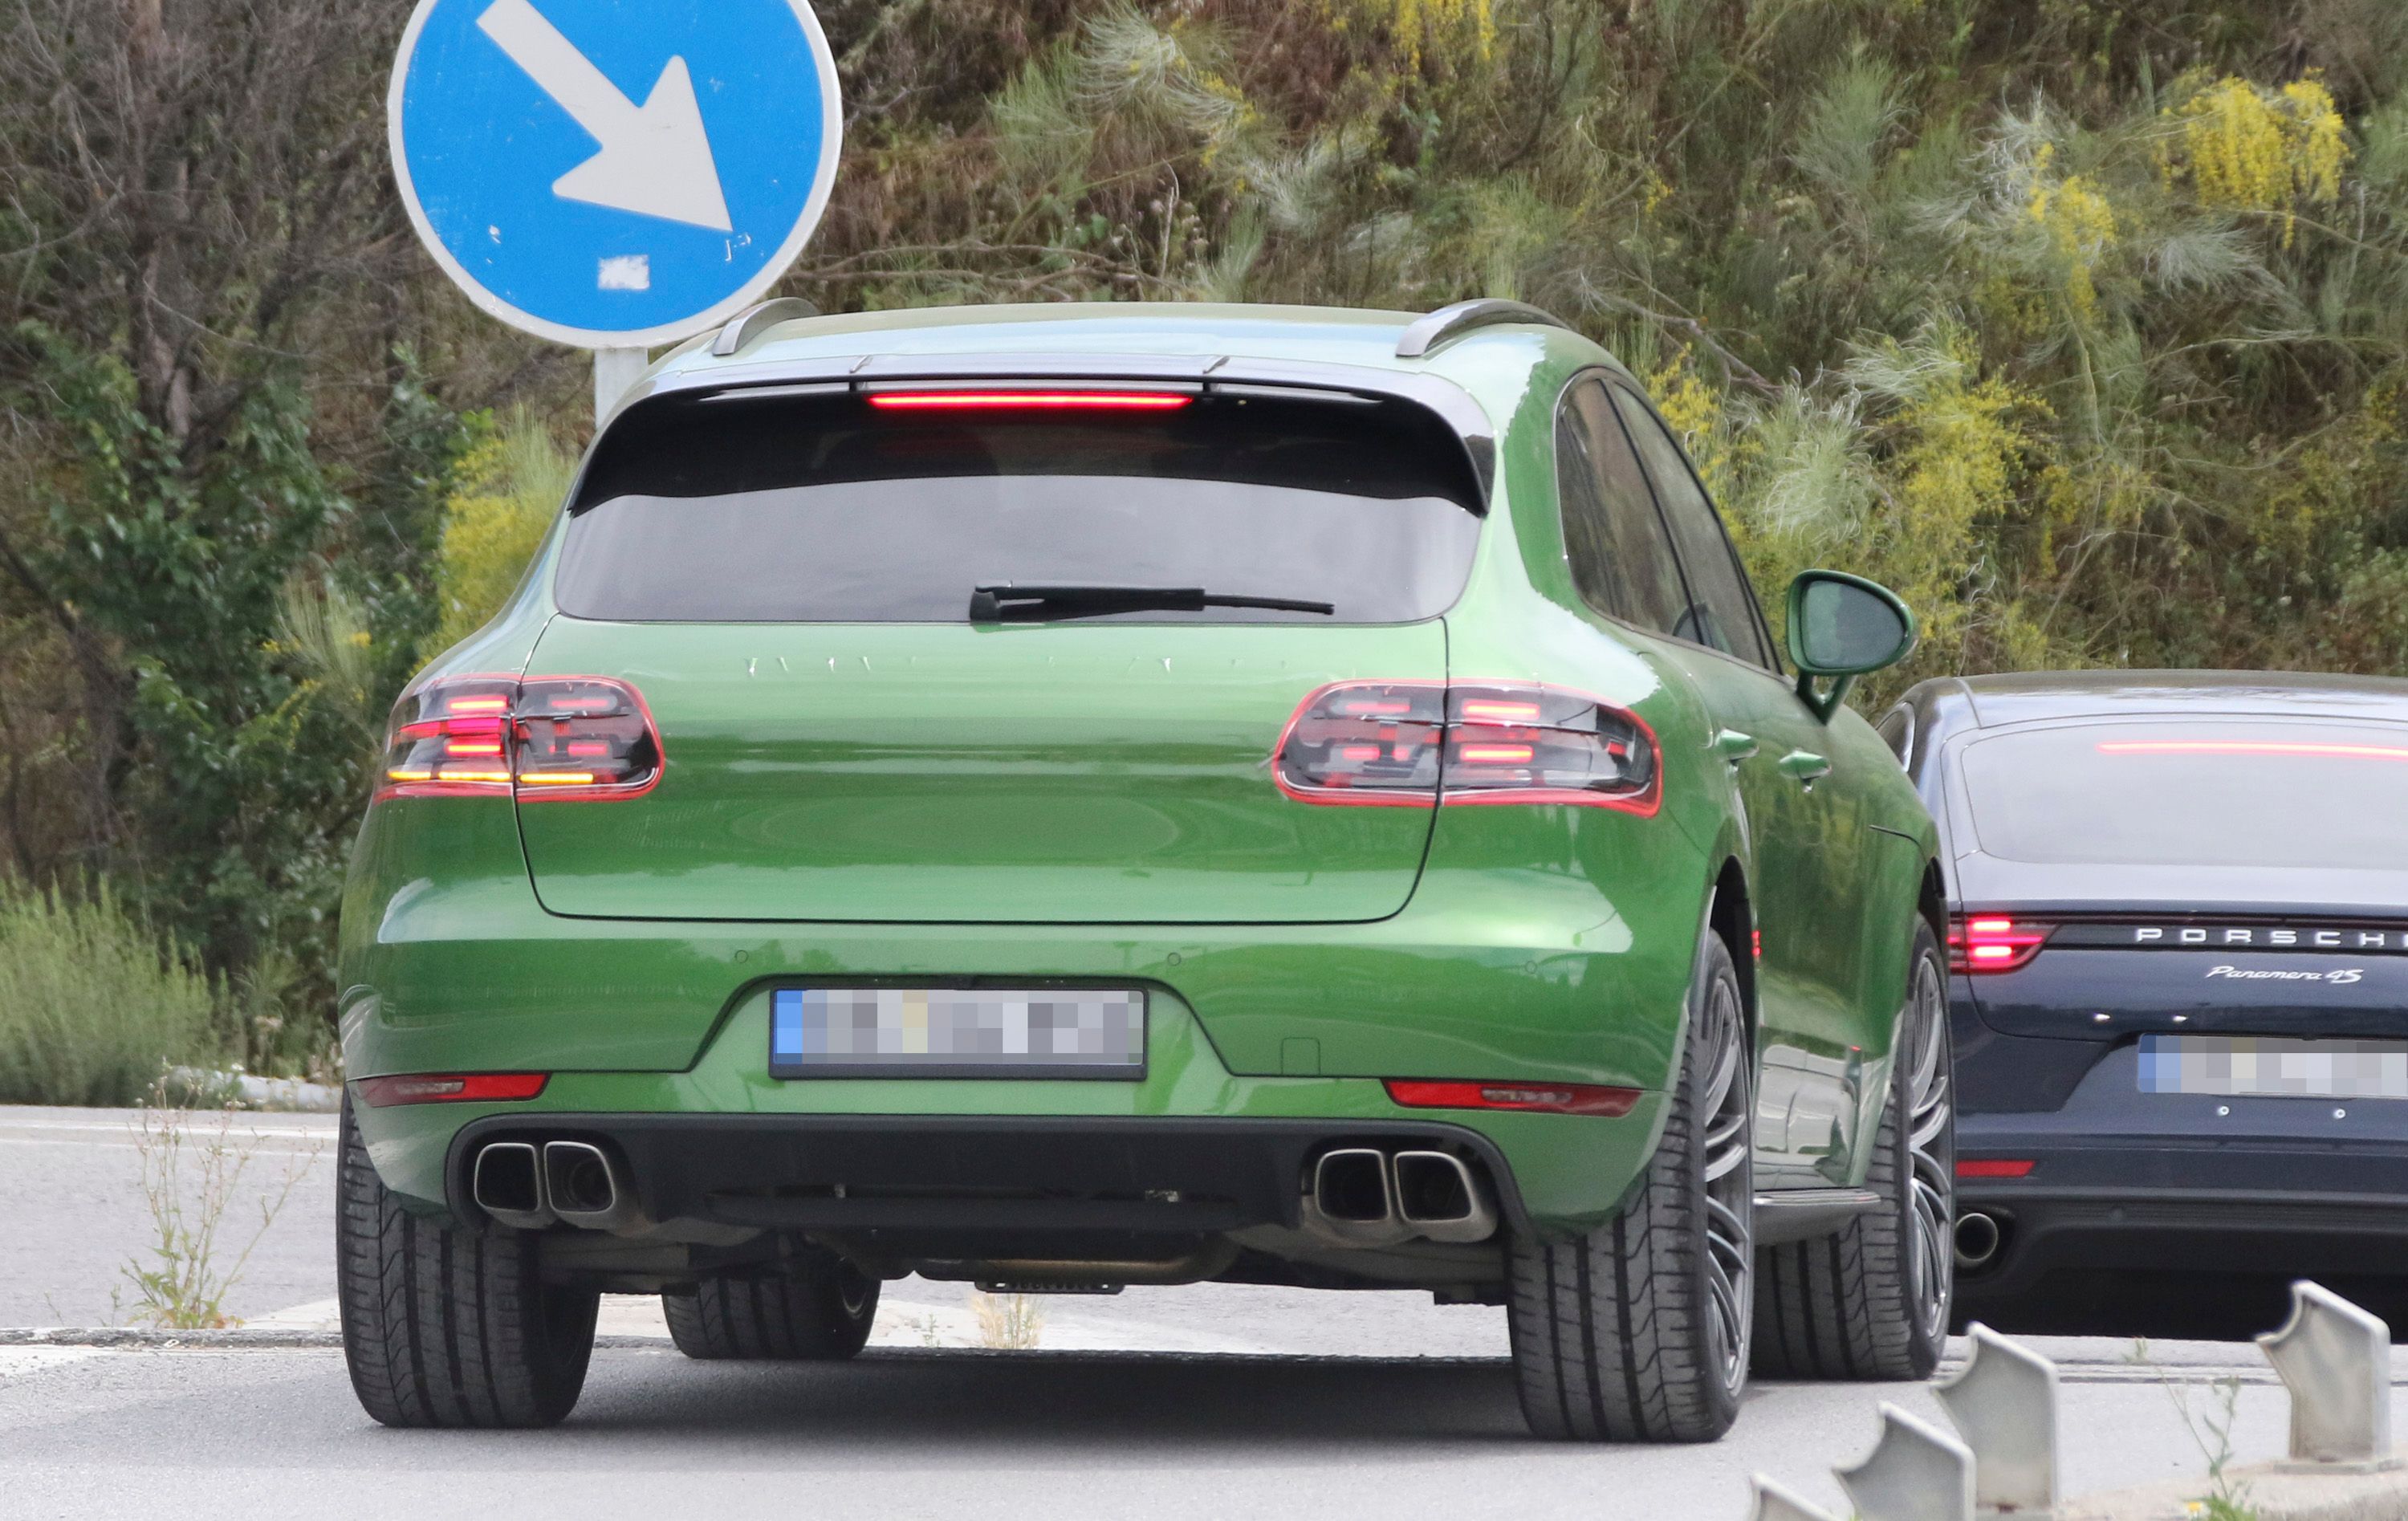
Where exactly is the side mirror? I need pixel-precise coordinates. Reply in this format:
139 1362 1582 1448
1786 570 1917 722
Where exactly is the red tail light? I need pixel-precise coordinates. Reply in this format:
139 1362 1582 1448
1273 681 1659 815
1950 915 2050 974
1385 1079 1642 1117
356 1072 550 1108
380 675 663 802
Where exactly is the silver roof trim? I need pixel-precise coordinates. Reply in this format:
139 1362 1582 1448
1394 299 1572 360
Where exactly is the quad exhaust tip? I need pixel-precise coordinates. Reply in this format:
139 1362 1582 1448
1391 1150 1499 1244
470 1139 643 1232
470 1141 553 1230
1301 1146 1498 1246
542 1141 642 1230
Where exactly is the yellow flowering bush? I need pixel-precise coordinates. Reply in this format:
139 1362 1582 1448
2164 74 2349 242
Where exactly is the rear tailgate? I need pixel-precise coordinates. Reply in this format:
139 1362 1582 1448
517 620 1445 922
512 376 1485 925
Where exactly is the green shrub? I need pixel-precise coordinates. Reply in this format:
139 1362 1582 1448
0 885 220 1107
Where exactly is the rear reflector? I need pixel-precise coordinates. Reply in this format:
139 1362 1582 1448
356 1072 550 1108
379 674 663 802
1949 915 2050 974
1275 680 1660 814
1955 1158 2036 1179
1385 1079 1642 1117
865 390 1192 412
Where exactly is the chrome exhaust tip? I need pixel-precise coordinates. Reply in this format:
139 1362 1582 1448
471 1141 554 1230
1391 1150 1499 1243
542 1141 641 1231
1301 1148 1409 1246
1955 1210 2003 1271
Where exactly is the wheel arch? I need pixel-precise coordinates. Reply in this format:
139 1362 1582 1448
1705 856 1757 1045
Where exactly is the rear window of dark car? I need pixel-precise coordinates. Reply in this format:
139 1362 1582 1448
554 388 1485 624
1957 719 2408 869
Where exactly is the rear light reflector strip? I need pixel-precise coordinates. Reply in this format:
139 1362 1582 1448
379 674 663 802
1955 1158 2036 1179
356 1072 550 1108
1385 1079 1642 1117
1275 681 1660 814
1950 915 2050 974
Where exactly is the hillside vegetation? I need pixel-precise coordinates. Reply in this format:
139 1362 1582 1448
2 0 2404 1068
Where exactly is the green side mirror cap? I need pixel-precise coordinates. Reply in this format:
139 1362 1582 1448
1785 570 1917 721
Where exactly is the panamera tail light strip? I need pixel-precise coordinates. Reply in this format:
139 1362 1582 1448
1385 1079 1643 1118
2099 739 2408 762
379 674 664 802
864 390 1193 412
1949 915 2051 974
1273 681 1661 815
355 1072 550 1108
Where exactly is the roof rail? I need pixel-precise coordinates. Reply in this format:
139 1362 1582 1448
710 296 820 358
1394 299 1572 360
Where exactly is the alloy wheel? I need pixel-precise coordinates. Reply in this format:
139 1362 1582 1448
1902 953 1955 1341
1698 970 1755 1393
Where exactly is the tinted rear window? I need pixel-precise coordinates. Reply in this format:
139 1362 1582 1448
1959 720 2408 869
555 389 1484 623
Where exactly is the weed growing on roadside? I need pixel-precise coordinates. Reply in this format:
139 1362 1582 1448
116 1083 323 1330
2128 1340 2260 1521
970 1289 1047 1350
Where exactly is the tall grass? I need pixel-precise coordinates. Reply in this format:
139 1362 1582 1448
0 884 219 1107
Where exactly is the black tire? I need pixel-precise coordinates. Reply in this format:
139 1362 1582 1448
662 1255 880 1361
1753 920 1955 1381
1507 929 1754 1442
336 1098 599 1428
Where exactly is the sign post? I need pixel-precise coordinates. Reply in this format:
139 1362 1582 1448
388 0 844 424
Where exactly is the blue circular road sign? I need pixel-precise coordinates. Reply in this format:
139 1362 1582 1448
388 0 842 348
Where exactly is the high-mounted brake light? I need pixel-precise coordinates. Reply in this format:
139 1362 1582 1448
1272 680 1660 814
1385 1079 1642 1117
1949 915 2050 974
356 1072 549 1108
865 390 1192 412
379 675 663 802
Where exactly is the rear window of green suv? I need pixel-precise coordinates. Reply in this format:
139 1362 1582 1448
554 387 1485 624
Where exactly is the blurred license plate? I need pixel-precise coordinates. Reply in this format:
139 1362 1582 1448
770 988 1145 1079
2139 1035 2408 1100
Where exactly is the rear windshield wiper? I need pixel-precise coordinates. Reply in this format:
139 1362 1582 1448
970 584 1336 622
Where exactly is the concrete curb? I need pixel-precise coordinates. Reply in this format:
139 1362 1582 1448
0 1327 667 1352
2059 1458 2408 1521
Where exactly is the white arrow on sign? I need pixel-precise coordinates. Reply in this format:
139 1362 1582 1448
475 0 734 233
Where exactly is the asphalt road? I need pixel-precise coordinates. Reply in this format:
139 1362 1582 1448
9 1105 2407 1519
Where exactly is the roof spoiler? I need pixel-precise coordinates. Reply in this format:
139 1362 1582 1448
1395 299 1572 359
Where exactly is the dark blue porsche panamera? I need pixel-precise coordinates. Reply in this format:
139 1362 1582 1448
1881 670 2408 1336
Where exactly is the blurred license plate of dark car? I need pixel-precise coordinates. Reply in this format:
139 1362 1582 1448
2139 1035 2408 1100
770 988 1145 1079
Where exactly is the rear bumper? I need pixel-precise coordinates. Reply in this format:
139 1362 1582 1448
440 1112 1535 1241
1957 1124 2408 1299
352 995 1670 1235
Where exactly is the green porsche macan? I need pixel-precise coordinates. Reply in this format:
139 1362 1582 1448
336 298 1953 1441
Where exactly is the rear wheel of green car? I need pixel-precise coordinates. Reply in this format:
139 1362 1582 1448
336 1099 600 1428
1753 921 1954 1381
663 1255 881 1361
1507 929 1754 1442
